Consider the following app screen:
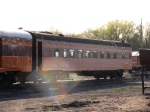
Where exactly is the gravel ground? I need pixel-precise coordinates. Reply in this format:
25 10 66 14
0 72 150 112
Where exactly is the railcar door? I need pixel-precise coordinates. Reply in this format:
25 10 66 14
38 41 42 72
0 38 2 68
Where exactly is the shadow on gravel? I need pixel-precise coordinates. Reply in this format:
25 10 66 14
41 101 100 111
0 78 144 101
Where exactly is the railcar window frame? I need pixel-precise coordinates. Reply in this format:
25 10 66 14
85 50 90 58
54 48 60 57
78 50 83 58
122 52 125 59
63 49 67 58
107 52 111 59
70 49 75 58
100 51 104 59
93 51 98 58
113 52 117 59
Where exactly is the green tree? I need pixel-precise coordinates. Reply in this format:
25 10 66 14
78 20 136 42
120 21 135 42
129 32 140 51
144 22 150 48
105 20 121 40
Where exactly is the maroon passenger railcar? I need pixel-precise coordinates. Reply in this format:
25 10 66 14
29 31 132 81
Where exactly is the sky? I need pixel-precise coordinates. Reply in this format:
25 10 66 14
0 0 150 34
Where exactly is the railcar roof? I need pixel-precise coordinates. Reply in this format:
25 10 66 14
0 29 32 39
28 31 131 47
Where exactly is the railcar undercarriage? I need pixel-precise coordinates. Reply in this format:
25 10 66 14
75 70 123 80
0 69 124 85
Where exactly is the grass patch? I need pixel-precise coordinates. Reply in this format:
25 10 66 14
128 86 141 90
111 86 141 92
112 87 127 92
101 86 142 93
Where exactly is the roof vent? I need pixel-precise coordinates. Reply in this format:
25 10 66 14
40 31 53 34
59 34 64 37
18 27 23 30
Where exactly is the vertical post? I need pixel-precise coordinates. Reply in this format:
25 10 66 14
141 64 144 94
140 18 143 48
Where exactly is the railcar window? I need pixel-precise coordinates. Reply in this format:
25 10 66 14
100 51 104 58
113 52 117 59
93 51 98 58
70 49 75 58
122 53 125 59
63 49 67 58
85 51 90 58
78 50 83 58
54 48 59 57
107 52 111 59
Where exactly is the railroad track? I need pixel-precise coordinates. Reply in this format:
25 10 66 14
0 76 146 101
0 77 142 91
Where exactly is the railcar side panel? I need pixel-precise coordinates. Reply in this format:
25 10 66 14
41 40 132 72
1 37 32 72
42 58 131 71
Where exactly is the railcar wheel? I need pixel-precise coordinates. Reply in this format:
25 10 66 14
110 75 113 80
20 79 25 84
94 74 99 80
117 70 123 78
38 80 42 84
33 80 37 84
104 76 107 80
96 77 99 80
53 76 57 82
119 72 123 78
49 75 57 82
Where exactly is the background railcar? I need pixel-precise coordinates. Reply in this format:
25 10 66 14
131 51 141 74
131 51 150 77
0 30 32 84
